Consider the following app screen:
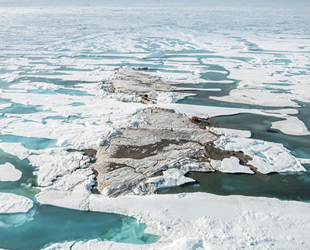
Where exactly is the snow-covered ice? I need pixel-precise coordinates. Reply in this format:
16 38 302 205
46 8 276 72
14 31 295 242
271 116 310 136
44 192 310 250
0 163 22 182
0 143 31 160
0 0 309 248
220 157 254 174
217 137 306 174
161 103 309 136
0 192 33 214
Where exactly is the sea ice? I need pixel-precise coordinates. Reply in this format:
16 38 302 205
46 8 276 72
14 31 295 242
0 103 11 110
0 192 33 213
210 89 299 107
271 116 310 136
0 143 31 160
217 137 306 174
219 157 254 174
0 163 22 182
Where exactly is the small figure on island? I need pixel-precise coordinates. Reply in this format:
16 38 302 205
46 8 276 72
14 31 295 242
190 116 210 123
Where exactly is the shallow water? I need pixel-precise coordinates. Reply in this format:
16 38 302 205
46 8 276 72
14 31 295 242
0 0 309 248
0 135 58 150
159 169 310 202
0 205 159 250
211 113 310 159
0 149 159 250
168 89 310 202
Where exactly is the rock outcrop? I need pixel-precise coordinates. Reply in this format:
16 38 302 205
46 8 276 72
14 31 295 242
93 107 253 197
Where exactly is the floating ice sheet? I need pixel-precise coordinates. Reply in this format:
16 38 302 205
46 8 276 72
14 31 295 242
0 192 33 214
0 163 22 182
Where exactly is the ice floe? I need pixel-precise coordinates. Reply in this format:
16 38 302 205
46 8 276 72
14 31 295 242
0 103 11 110
0 192 33 213
219 157 254 174
271 116 310 136
216 137 306 174
0 1 309 249
0 143 31 160
0 163 22 182
43 192 310 250
210 88 299 107
161 103 309 136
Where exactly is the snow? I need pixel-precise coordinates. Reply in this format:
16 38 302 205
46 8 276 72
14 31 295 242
43 192 310 249
0 143 31 160
0 192 33 213
1 2 310 249
220 157 254 174
155 92 194 104
271 116 310 136
161 103 274 118
0 103 11 110
45 238 209 250
160 103 309 136
217 137 306 174
208 127 251 138
146 168 196 189
9 82 61 91
29 149 87 187
210 89 299 107
0 163 22 182
299 158 310 164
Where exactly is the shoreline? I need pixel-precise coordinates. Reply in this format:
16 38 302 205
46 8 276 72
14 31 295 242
1 69 309 249
44 192 310 250
31 69 310 249
1 2 310 249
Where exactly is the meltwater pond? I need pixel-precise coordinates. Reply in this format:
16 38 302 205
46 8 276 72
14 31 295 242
0 137 159 249
0 205 159 250
0 135 58 150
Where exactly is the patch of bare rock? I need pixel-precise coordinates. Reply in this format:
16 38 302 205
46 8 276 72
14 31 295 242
93 107 253 197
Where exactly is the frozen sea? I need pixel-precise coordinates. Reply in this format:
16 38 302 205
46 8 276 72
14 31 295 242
0 0 310 249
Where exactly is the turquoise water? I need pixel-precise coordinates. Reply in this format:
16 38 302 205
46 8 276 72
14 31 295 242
165 88 310 202
0 101 159 249
11 77 94 87
0 0 309 248
55 88 94 96
0 205 159 250
0 149 37 197
159 169 310 202
0 146 159 250
211 113 310 159
0 135 58 150
0 102 41 114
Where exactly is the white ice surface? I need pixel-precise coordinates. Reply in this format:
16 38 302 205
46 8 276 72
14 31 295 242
155 92 194 104
161 103 275 118
0 2 309 249
210 88 299 107
0 192 33 213
0 163 22 182
29 149 87 187
0 103 11 110
220 157 254 174
160 103 309 136
208 127 251 138
0 143 31 160
216 137 306 174
271 116 310 136
43 192 310 250
146 168 196 189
